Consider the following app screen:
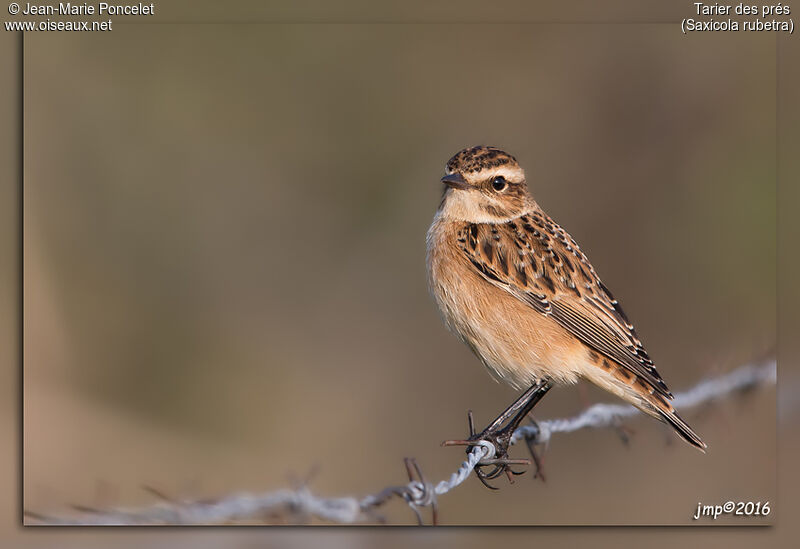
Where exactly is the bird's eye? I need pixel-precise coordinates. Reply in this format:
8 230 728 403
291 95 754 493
491 176 507 191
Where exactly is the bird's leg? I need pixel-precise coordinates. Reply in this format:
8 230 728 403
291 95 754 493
443 379 552 488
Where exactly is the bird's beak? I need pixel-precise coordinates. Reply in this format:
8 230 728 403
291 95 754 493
441 172 468 190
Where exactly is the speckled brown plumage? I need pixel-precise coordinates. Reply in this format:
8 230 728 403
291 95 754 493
427 146 705 451
455 213 672 399
446 146 517 174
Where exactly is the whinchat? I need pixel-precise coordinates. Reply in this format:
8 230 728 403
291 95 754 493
427 146 705 483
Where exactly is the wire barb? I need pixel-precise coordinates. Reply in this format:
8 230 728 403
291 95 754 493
26 360 777 525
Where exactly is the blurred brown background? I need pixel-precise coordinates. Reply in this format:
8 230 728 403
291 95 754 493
1 0 795 545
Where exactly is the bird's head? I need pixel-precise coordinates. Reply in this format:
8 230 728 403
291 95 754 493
438 146 531 223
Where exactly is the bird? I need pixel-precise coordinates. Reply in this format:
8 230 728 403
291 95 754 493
426 146 705 485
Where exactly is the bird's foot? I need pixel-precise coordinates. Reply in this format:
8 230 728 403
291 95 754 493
442 410 532 490
521 416 547 482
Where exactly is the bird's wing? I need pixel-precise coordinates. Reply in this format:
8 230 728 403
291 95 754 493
456 210 672 399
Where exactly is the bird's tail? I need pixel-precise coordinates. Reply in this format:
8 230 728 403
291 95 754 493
583 361 707 451
645 392 707 452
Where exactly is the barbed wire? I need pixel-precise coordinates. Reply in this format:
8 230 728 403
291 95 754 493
26 359 777 525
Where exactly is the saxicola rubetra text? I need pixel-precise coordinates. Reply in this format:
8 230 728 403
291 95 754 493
427 146 705 484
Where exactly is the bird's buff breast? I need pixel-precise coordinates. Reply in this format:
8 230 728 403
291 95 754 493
426 217 583 389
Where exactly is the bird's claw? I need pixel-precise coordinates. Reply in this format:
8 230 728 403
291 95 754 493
443 410 532 489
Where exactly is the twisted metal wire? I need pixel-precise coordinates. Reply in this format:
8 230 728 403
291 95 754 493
27 360 776 525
